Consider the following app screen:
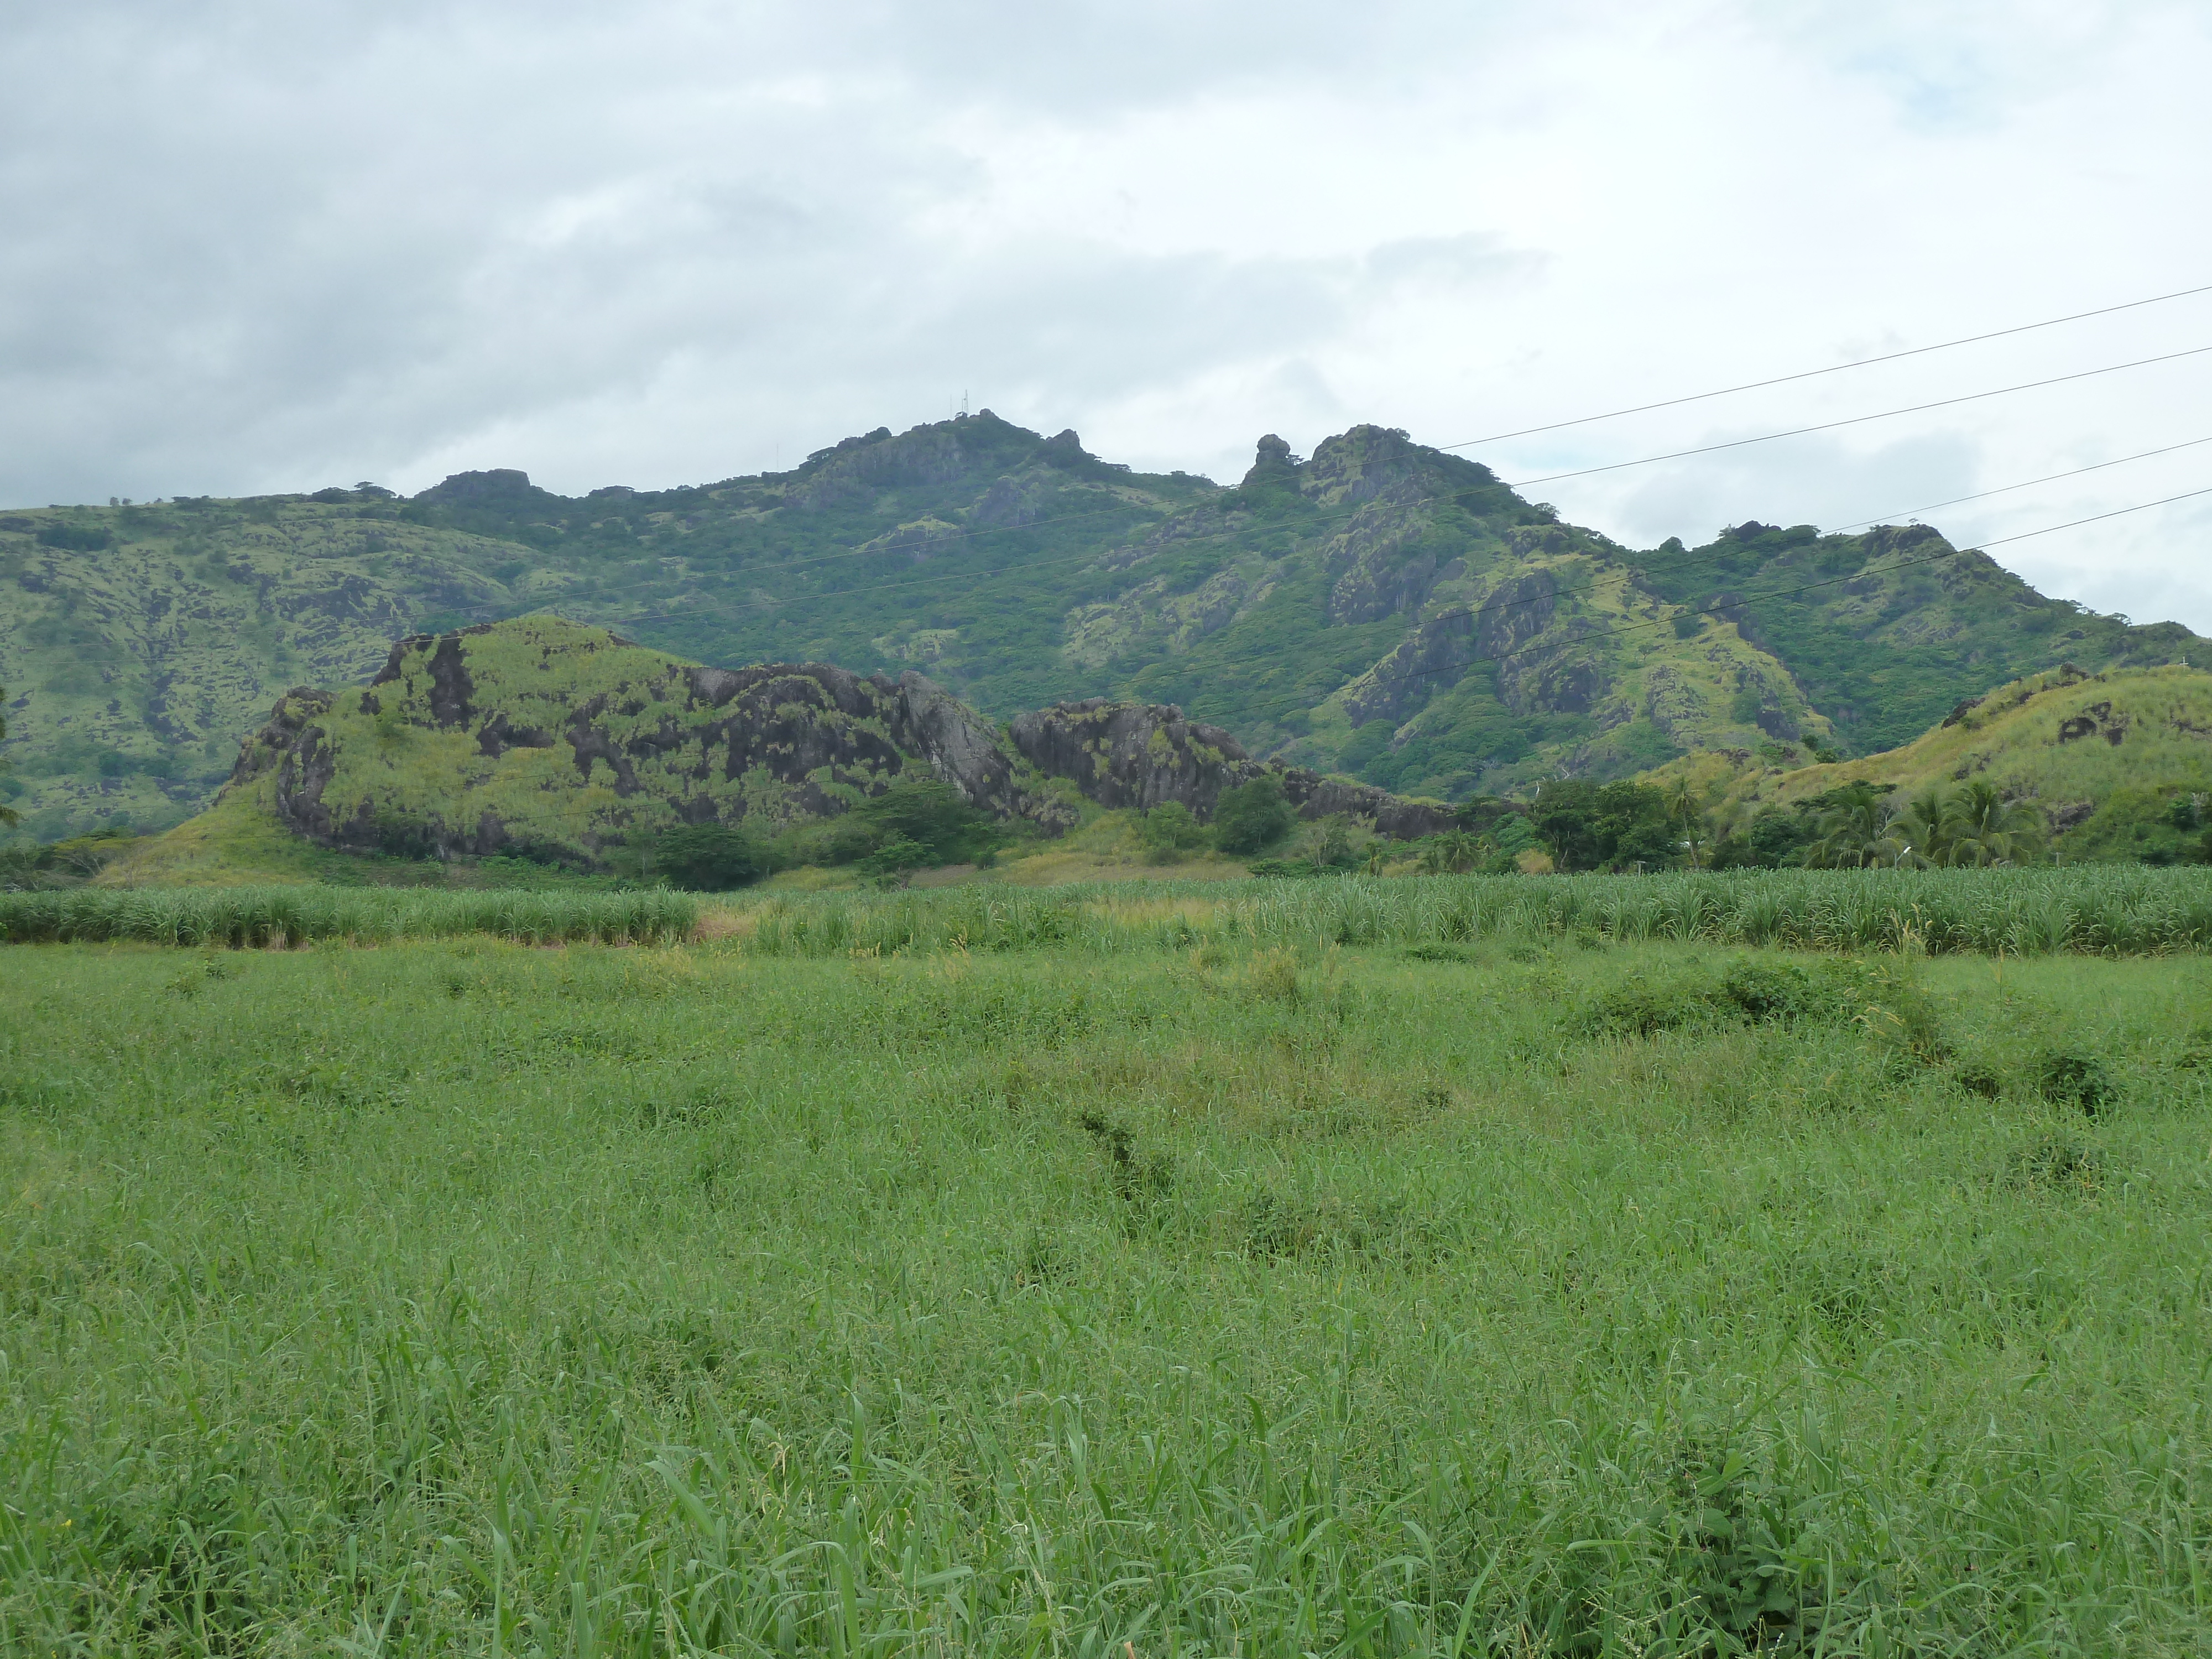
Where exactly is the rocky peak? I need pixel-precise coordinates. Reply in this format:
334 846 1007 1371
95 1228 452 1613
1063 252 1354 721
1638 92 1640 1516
1300 424 1430 508
1241 434 1301 489
413 469 566 515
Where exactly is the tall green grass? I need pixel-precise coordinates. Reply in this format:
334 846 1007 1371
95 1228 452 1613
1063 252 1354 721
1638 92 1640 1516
3 941 2209 1651
0 883 697 946
747 867 2212 959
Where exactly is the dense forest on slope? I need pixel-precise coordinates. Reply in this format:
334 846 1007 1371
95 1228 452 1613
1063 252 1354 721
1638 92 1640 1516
3 413 2204 839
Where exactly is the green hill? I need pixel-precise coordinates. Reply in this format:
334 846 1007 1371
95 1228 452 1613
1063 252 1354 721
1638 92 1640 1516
107 616 1459 886
1647 662 2212 863
5 415 2205 841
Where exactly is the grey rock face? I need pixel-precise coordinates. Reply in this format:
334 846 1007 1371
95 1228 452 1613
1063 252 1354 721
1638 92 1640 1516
233 635 1079 860
1009 699 1253 817
236 627 1457 863
1009 697 1458 839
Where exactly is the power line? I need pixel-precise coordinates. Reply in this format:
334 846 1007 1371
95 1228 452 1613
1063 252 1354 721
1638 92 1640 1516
593 340 2212 628
594 417 2211 638
1441 279 2212 449
1828 436 2212 534
1975 482 2212 549
1503 342 2212 488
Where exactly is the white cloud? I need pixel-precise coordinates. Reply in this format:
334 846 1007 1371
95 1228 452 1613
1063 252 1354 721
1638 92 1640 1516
2 0 2208 628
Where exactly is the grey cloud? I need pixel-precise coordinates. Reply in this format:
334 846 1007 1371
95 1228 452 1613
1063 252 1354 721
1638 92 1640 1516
3 0 2208 639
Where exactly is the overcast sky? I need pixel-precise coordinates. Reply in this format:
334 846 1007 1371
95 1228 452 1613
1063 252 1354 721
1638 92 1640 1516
6 0 2210 630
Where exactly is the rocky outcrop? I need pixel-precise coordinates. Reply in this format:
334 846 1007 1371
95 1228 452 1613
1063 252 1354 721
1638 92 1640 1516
234 620 1462 865
1009 697 1459 839
1274 771 1459 839
232 622 1081 862
1009 699 1251 816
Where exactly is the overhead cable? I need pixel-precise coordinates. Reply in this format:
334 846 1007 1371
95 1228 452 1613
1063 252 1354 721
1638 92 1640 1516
1503 343 2212 488
1442 278 2212 449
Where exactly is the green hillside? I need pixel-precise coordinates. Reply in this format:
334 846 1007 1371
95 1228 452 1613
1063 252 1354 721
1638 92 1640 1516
1648 663 2212 863
5 415 2204 841
176 615 1083 876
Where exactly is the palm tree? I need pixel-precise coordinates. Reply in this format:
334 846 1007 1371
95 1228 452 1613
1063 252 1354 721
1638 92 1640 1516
1807 795 1907 869
1890 786 1952 868
1420 829 1484 874
1663 776 1700 826
1662 777 1712 868
1942 781 2046 866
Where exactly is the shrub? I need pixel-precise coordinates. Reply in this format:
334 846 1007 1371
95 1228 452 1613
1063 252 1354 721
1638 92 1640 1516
35 524 112 551
653 823 767 890
1578 970 1730 1038
1213 775 1294 854
855 777 996 864
2036 1048 2115 1117
1137 802 1207 863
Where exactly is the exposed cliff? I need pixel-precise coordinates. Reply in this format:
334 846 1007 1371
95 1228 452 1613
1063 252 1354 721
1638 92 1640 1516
226 617 1078 863
1009 697 1458 840
221 617 1461 868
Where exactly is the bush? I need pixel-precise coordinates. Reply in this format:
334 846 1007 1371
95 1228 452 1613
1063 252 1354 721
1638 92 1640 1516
1137 802 1208 863
1214 775 1295 854
2037 1048 2115 1117
654 823 767 890
36 524 112 551
855 777 995 862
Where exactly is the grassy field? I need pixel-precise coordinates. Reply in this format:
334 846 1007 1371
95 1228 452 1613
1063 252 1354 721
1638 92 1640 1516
738 868 2212 961
3 911 2211 1653
11 866 2212 956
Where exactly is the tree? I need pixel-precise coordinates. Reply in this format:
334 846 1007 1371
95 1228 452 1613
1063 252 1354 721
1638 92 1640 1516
1137 802 1207 862
855 776 994 864
1301 818 1358 869
1890 786 1952 868
1214 774 1295 854
1532 779 1677 872
1662 777 1712 867
1806 794 1906 869
1420 829 1484 874
653 822 767 890
1942 781 2046 866
0 688 16 827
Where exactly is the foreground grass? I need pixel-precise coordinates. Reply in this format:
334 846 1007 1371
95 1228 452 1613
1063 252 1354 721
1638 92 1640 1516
3 935 2210 1653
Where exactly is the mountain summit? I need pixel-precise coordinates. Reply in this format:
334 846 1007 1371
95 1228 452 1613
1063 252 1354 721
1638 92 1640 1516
1 412 2203 839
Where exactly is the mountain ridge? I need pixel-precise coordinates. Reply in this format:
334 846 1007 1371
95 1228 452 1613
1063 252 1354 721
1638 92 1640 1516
3 411 2204 840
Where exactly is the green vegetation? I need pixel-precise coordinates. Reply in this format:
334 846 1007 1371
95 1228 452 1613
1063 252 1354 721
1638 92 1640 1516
7 422 2201 841
5 915 2211 1651
1212 773 1296 854
2060 785 2212 866
1527 779 1679 872
1662 664 2212 869
738 867 2212 959
1630 521 2200 755
0 687 14 828
176 616 1071 880
0 884 695 946
650 823 769 891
